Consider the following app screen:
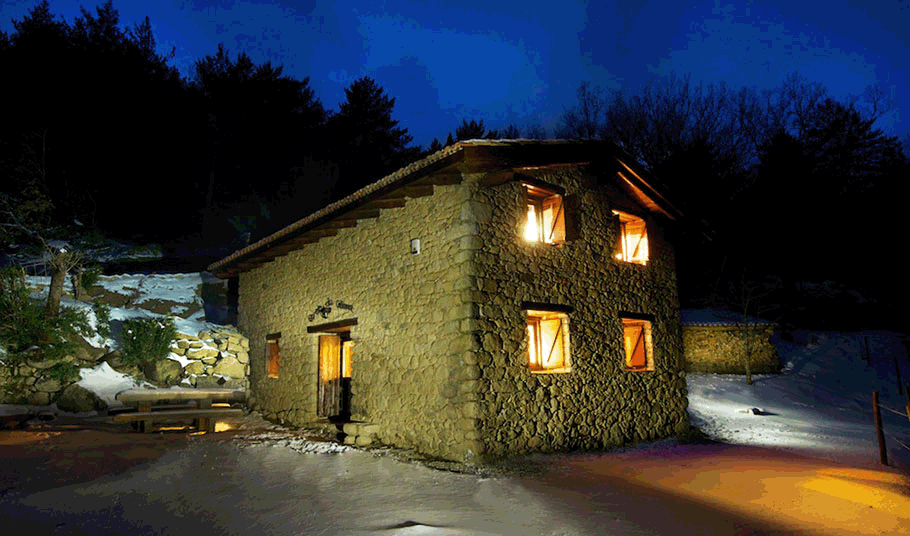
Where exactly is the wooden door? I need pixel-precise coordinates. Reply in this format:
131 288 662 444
318 335 341 417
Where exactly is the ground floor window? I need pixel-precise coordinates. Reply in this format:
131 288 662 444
622 317 654 371
266 332 281 378
526 308 571 373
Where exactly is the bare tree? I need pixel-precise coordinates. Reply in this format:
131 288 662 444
714 270 780 385
557 81 607 139
0 131 86 318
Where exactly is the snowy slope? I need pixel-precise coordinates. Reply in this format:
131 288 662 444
687 330 910 468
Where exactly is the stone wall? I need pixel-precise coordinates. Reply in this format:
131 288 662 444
239 182 477 460
168 330 250 389
682 325 780 374
470 166 690 459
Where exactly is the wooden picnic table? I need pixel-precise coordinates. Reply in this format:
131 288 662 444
113 388 246 433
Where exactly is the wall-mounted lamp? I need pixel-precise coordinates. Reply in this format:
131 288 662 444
410 238 421 255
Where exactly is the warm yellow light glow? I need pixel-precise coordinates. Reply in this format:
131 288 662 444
319 335 341 382
524 184 565 244
623 318 653 371
525 204 539 241
527 309 570 372
266 338 280 378
342 340 353 378
215 422 234 432
613 210 649 264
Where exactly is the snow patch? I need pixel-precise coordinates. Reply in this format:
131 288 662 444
76 361 153 407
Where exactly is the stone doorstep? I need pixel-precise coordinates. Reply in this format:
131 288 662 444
341 422 379 437
339 422 380 447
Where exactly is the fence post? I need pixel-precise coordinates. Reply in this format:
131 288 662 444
895 353 905 397
873 391 888 466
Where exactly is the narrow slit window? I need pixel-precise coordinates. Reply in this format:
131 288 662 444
266 333 281 378
526 309 571 373
613 210 649 264
622 318 654 371
524 184 565 244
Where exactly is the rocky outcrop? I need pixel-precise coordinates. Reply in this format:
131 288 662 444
56 383 107 413
142 358 183 384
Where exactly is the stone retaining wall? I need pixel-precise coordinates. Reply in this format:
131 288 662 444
682 325 780 374
169 330 250 389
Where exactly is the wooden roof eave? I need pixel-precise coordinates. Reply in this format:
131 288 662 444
210 149 466 278
612 157 682 221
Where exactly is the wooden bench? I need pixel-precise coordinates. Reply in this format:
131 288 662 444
114 388 247 433
112 407 244 433
116 388 246 412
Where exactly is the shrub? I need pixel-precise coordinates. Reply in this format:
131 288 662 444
92 300 111 339
0 266 96 399
121 316 176 366
47 361 82 384
79 264 103 291
0 266 47 353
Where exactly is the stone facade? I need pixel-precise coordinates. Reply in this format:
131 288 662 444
226 140 690 462
471 167 689 459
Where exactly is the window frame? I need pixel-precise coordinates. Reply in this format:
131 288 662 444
525 306 572 374
265 332 281 379
620 315 654 372
523 182 566 245
612 209 649 265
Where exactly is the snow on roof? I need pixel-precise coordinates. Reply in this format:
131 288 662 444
681 308 775 326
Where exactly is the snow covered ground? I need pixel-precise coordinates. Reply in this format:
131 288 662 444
688 330 910 469
4 269 910 533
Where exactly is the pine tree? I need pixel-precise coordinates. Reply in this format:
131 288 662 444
328 77 416 191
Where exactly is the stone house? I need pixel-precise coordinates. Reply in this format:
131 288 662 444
681 309 780 374
209 139 690 462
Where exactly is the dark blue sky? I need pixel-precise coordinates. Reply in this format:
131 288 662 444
2 0 907 148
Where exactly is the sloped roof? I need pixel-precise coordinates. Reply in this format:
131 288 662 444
209 139 681 278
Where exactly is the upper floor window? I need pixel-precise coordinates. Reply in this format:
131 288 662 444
526 308 571 373
613 210 649 265
524 183 565 244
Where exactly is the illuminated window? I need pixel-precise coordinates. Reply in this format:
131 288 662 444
613 210 649 264
526 309 571 373
622 317 654 371
266 333 280 378
524 183 565 244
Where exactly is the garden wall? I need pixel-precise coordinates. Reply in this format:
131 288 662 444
682 324 780 374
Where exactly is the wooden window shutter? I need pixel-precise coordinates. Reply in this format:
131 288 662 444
563 194 581 241
266 336 280 379
612 212 623 259
624 323 647 369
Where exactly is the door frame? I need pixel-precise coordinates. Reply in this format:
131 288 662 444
310 319 357 420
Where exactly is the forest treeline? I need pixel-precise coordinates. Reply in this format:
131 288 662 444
2 1 908 328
